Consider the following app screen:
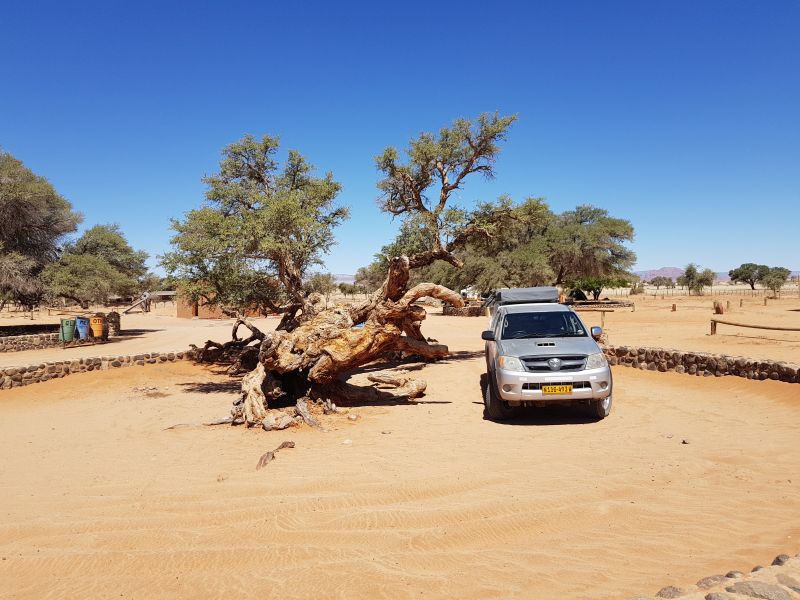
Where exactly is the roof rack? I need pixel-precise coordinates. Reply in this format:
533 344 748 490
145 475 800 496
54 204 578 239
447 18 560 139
491 287 559 306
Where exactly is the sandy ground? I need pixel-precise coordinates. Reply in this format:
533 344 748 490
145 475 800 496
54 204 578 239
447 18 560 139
1 312 799 599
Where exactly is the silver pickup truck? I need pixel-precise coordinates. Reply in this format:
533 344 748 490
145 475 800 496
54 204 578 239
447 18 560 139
482 287 612 421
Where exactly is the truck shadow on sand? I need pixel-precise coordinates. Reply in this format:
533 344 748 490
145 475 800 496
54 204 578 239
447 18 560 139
478 373 601 426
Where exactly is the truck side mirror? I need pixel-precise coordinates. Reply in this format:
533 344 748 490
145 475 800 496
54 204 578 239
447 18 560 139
590 326 603 341
481 330 495 341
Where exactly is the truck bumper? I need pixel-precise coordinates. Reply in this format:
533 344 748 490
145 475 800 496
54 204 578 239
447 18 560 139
494 365 612 404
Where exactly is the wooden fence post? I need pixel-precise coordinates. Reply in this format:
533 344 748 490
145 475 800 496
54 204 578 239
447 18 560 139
711 320 717 335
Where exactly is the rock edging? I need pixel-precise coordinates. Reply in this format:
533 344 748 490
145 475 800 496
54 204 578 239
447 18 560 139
0 349 197 390
0 332 62 353
628 553 800 599
603 345 800 384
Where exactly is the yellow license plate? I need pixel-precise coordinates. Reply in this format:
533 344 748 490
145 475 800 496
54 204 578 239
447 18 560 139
542 385 572 395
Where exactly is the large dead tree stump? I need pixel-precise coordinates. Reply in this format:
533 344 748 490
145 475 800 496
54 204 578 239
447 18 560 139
228 257 464 427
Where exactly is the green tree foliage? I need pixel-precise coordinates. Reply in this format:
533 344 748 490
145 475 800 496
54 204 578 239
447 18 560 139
162 134 348 321
337 282 359 297
40 224 150 307
40 254 134 309
728 263 770 290
761 267 790 297
649 276 674 289
67 224 148 280
677 263 715 295
0 151 81 305
358 196 635 294
399 197 555 292
547 205 635 285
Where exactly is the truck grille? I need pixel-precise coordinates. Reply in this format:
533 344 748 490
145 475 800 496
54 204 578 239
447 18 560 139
522 381 591 390
520 355 587 372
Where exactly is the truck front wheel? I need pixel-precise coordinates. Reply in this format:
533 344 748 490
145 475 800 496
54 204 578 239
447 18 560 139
592 395 612 420
484 374 518 421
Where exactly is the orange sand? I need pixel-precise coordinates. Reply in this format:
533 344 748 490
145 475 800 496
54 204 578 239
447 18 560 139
1 312 799 599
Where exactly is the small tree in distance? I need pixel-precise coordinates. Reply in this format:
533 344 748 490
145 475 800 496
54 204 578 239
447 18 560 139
761 267 790 298
677 263 715 295
649 276 674 290
306 273 337 307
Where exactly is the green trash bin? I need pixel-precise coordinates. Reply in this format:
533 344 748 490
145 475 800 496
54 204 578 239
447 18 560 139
59 319 76 342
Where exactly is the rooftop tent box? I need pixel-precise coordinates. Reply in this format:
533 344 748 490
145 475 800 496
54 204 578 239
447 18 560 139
493 287 559 305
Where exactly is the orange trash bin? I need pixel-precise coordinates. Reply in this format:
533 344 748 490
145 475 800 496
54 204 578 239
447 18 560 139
89 315 106 339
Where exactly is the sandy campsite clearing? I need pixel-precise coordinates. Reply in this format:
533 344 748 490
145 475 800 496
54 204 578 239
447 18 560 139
1 299 799 599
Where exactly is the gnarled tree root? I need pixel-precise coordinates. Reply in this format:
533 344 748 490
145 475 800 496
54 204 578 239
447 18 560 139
309 373 427 406
191 318 266 373
228 257 465 428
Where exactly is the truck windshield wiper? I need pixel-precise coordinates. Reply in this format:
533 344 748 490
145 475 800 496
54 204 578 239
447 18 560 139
504 333 563 339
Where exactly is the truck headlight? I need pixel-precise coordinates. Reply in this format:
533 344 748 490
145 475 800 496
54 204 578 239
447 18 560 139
498 355 525 371
586 352 608 369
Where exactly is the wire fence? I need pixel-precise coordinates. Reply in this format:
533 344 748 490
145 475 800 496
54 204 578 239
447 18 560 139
604 285 800 298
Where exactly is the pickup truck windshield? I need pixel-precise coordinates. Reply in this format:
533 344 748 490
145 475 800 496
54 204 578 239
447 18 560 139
500 312 587 339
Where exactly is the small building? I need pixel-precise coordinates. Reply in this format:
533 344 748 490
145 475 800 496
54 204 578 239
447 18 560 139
176 297 227 319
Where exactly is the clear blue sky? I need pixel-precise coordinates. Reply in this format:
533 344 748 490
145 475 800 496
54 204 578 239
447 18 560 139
2 0 798 274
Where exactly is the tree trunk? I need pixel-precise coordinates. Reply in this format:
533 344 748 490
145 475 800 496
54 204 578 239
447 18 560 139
230 255 464 427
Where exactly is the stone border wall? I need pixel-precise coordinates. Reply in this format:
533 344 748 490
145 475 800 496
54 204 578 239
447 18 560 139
604 345 800 384
0 333 61 353
443 305 486 317
0 350 197 390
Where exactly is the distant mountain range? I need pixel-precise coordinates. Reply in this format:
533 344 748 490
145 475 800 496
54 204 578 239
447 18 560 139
332 273 355 284
635 267 799 283
634 267 686 282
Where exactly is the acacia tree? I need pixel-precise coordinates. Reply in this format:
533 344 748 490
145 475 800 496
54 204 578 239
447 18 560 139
162 134 348 327
547 205 635 285
227 114 524 427
649 276 674 290
677 263 715 295
385 196 555 293
0 151 81 307
68 224 148 280
40 224 149 308
358 197 635 295
41 254 135 308
728 263 769 290
761 267 790 297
